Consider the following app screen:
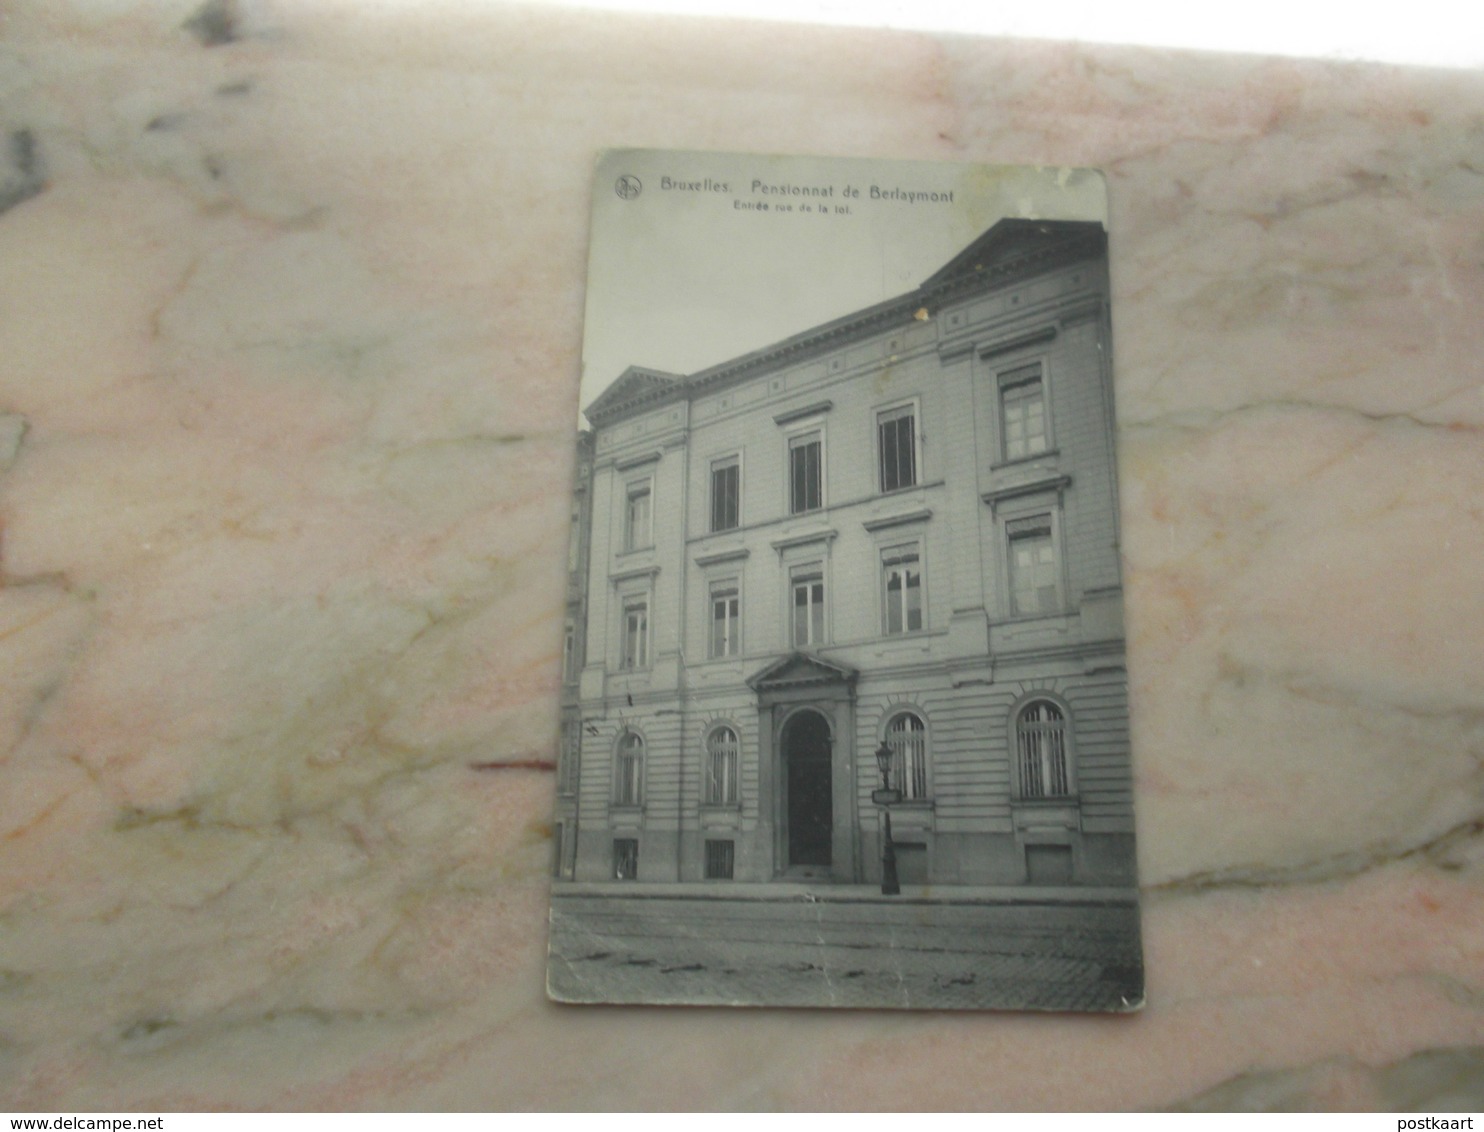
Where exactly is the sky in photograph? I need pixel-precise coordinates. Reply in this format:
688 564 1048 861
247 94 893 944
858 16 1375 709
578 151 1107 424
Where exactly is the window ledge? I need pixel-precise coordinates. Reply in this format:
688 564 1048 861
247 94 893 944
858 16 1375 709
990 448 1060 472
1012 796 1080 806
700 803 743 813
997 610 1069 626
876 482 923 498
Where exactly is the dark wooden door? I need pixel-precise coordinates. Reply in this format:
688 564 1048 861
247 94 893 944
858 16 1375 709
785 711 832 867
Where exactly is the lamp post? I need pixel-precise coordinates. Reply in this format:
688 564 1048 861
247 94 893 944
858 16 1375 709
872 741 902 896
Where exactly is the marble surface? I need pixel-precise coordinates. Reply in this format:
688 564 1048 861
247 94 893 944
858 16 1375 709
1 0 1482 1111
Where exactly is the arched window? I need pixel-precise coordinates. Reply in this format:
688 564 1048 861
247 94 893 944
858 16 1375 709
704 725 740 806
1016 700 1071 798
885 710 929 800
615 731 644 806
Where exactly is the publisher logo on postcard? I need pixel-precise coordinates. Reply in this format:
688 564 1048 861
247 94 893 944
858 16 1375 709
614 174 642 200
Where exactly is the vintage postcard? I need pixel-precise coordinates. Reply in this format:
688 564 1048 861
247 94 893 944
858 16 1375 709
547 150 1143 1011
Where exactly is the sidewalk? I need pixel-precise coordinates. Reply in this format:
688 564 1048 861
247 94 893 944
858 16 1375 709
552 879 1141 906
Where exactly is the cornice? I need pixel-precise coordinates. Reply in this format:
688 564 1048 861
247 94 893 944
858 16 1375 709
609 563 661 584
862 507 933 533
773 400 834 427
981 473 1072 513
694 546 750 568
770 527 838 555
614 449 663 471
585 222 1106 429
1058 297 1105 327
978 325 1058 361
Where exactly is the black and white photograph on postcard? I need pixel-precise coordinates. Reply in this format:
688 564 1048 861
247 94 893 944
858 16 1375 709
547 150 1143 1011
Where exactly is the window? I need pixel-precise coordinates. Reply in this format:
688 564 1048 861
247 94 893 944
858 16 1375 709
615 731 644 806
613 838 639 880
1008 516 1058 616
709 584 739 659
878 404 917 492
624 482 652 551
621 598 649 669
1016 699 1071 798
885 711 929 800
791 570 825 647
704 725 739 805
788 432 822 514
558 718 580 795
1001 365 1048 460
567 504 582 572
711 457 740 532
562 620 576 681
882 550 923 635
552 822 565 878
704 839 735 880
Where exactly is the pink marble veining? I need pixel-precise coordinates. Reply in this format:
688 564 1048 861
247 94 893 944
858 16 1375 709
0 0 1481 1110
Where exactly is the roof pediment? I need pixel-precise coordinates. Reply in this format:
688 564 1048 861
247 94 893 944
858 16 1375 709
922 218 1105 291
747 651 859 692
584 366 685 422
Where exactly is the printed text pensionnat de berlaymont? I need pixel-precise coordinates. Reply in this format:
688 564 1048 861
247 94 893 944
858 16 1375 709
659 176 955 205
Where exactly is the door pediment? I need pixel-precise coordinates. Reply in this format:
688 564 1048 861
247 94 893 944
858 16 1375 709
747 651 858 694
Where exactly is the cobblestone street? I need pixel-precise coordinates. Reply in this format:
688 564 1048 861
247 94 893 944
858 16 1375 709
548 889 1144 1011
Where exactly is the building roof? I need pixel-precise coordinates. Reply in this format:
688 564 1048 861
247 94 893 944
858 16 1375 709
584 217 1105 428
921 217 1104 289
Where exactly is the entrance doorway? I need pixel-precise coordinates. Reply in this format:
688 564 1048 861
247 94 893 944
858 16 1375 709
783 710 832 867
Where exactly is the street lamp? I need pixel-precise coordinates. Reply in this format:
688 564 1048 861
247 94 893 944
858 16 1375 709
872 740 902 896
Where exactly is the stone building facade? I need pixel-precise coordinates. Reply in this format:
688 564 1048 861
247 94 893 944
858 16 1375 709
555 218 1135 888
552 430 593 878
